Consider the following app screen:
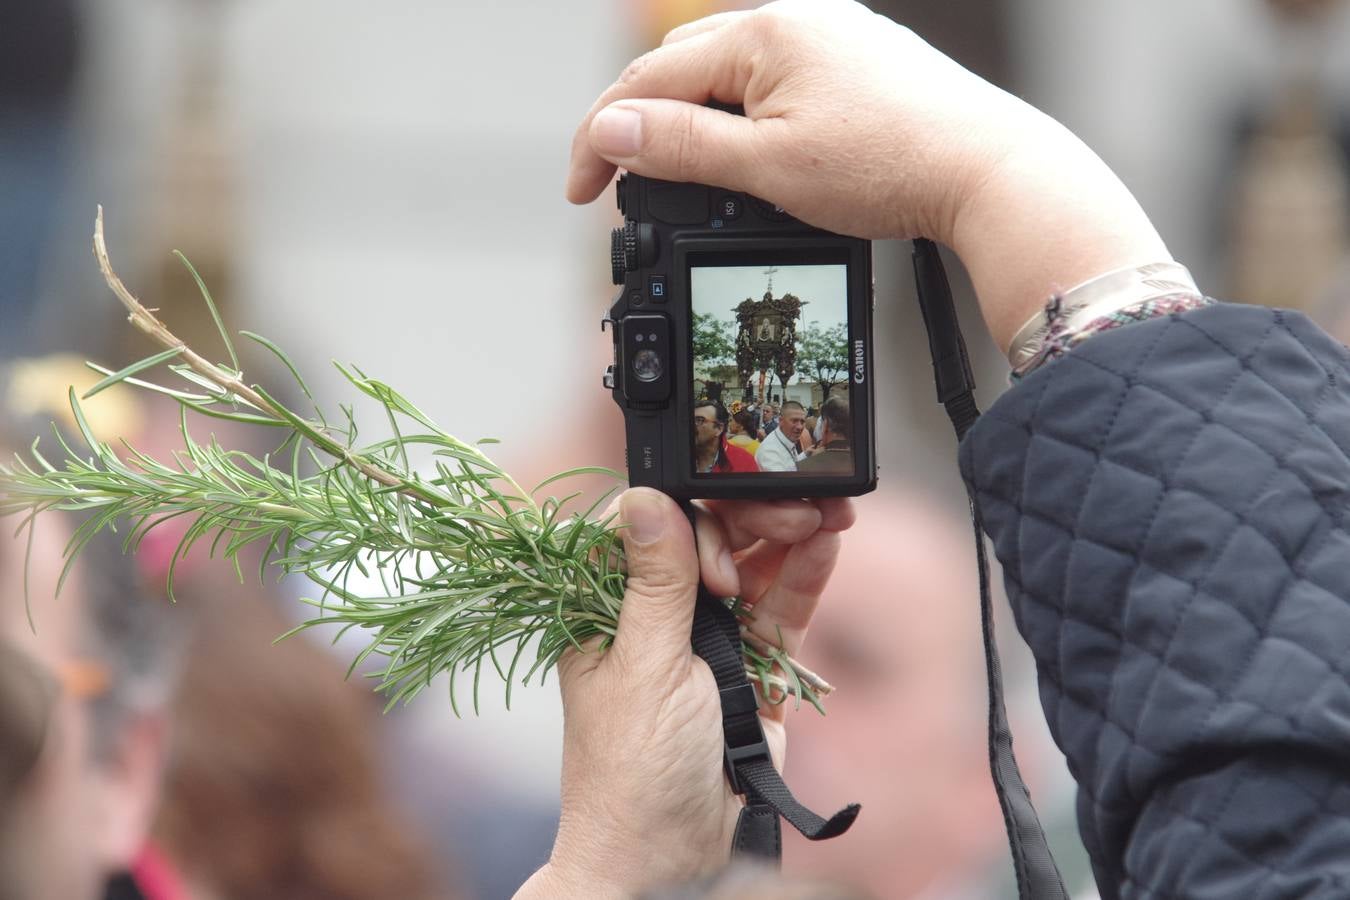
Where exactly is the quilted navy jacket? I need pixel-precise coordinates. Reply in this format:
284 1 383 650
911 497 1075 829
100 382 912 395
959 303 1350 899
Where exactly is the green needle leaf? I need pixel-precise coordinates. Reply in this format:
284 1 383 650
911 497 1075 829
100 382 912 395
239 330 314 401
174 249 239 372
82 347 186 399
0 217 832 717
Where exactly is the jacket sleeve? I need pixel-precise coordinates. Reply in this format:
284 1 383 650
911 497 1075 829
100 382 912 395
959 303 1350 899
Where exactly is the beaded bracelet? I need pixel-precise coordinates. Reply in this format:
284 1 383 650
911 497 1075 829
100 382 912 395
1011 292 1214 381
1009 261 1200 364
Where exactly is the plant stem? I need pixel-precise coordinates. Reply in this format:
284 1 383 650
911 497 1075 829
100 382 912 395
2 208 841 714
93 207 454 510
741 626 835 697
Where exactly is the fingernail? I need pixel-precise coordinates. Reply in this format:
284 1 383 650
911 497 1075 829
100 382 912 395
622 490 666 545
593 105 642 158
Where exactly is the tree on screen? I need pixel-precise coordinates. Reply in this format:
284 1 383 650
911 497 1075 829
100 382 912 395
798 321 849 400
692 312 736 368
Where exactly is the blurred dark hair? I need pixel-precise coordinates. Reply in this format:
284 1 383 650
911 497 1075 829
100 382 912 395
821 396 851 438
0 368 452 898
732 409 757 433
695 399 730 430
152 589 455 900
0 639 58 806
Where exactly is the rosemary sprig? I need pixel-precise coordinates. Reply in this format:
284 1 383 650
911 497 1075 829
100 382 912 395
0 209 833 713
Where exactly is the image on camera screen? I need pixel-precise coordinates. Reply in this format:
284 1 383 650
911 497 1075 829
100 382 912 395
690 262 853 477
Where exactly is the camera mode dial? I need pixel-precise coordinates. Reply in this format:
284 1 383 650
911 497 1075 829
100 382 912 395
610 220 657 285
610 223 631 285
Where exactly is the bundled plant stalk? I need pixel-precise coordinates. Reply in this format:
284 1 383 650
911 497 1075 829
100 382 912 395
0 210 832 713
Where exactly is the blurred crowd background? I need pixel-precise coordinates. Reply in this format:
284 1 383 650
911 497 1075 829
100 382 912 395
3 0 1349 898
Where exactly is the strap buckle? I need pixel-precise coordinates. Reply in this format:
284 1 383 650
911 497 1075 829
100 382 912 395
719 682 770 795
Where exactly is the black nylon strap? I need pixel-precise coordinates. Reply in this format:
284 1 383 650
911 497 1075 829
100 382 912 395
733 800 781 859
913 239 1068 900
733 755 859 839
685 567 859 860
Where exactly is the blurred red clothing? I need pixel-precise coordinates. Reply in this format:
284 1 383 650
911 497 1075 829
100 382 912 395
711 437 758 473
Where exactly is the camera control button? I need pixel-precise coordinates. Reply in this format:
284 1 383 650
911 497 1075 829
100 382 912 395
611 221 658 284
716 194 742 220
648 275 667 303
748 195 794 222
610 225 628 285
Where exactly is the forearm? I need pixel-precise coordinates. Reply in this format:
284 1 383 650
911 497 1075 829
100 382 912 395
1126 754 1350 898
960 303 1350 895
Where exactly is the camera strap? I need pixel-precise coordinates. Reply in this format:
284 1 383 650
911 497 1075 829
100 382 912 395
680 509 861 863
912 238 1068 900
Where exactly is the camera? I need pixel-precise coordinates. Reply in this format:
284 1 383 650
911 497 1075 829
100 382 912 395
602 172 876 501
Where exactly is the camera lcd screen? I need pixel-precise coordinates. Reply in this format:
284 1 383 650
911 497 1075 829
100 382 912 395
690 262 855 478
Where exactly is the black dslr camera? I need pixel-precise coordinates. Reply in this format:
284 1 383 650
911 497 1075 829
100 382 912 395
602 172 876 501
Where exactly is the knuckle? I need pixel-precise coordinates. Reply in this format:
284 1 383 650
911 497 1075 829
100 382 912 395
670 107 704 180
748 5 791 45
660 23 690 46
628 561 696 600
618 50 654 87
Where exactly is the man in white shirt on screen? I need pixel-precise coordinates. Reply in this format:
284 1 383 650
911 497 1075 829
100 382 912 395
754 400 807 471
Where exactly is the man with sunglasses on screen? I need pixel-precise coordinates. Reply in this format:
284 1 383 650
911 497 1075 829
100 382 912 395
693 400 758 474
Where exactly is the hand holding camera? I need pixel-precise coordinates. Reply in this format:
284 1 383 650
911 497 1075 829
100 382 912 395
540 0 1179 894
518 491 854 899
566 0 1005 244
568 0 1171 352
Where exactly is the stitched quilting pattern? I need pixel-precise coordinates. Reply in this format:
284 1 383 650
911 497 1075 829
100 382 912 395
959 304 1350 899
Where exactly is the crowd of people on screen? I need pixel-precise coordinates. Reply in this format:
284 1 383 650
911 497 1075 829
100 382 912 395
693 395 853 475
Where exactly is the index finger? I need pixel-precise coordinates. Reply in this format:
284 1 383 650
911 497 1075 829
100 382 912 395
707 496 854 552
691 496 854 601
660 10 751 46
702 497 824 553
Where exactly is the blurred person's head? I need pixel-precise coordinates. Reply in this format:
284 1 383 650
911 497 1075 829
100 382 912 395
783 490 1010 898
1 355 451 899
151 585 454 900
0 477 183 900
732 409 757 438
819 397 850 446
779 401 806 443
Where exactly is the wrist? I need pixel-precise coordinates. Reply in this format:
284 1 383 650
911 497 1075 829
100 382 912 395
948 111 1170 353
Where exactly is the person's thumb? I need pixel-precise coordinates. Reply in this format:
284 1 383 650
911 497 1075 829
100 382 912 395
609 487 700 677
589 99 768 194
